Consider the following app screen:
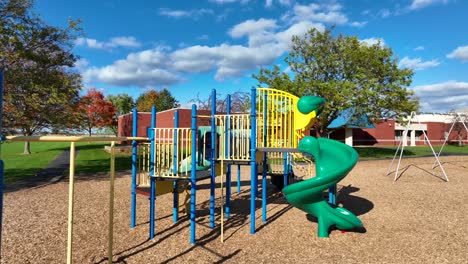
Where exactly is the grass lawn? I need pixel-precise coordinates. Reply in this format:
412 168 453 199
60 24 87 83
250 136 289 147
2 141 71 183
355 145 468 159
74 143 131 174
1 141 131 183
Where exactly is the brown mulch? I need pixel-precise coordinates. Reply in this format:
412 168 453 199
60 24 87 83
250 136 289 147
2 156 468 263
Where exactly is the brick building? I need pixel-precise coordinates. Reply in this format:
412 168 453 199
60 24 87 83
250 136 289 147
118 109 467 147
329 113 468 146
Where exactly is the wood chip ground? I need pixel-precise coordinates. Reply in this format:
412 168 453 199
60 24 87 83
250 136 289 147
2 156 468 263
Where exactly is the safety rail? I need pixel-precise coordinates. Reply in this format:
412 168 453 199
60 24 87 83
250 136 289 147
152 127 192 179
214 114 251 161
256 88 298 149
137 143 151 187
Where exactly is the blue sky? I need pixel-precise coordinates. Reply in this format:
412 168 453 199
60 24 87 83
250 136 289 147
35 0 468 113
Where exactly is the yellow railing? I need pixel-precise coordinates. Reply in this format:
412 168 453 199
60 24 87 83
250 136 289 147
257 88 297 148
256 88 316 149
214 114 251 161
152 128 192 179
137 143 151 187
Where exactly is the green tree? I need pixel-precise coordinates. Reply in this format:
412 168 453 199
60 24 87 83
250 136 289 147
106 93 134 115
105 93 133 134
1 0 82 154
136 89 179 112
253 28 419 134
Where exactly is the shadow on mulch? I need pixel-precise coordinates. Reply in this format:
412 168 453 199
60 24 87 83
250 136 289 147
94 183 287 263
306 185 372 235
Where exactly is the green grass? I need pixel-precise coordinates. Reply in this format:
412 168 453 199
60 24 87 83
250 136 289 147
1 141 132 183
74 143 131 174
355 145 468 159
2 141 71 183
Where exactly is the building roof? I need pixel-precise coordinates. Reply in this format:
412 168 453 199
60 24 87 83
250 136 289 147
327 108 375 129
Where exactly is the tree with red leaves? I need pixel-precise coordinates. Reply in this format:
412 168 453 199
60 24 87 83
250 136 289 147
78 89 117 136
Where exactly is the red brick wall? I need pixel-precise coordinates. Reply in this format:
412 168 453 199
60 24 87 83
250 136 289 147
118 109 214 138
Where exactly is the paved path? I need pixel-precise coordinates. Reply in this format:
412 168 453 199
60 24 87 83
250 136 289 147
4 149 79 193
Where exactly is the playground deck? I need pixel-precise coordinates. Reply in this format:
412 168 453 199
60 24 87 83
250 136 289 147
2 156 468 263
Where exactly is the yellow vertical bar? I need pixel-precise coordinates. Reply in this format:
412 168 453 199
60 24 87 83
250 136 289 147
67 142 75 264
108 141 115 264
275 92 279 147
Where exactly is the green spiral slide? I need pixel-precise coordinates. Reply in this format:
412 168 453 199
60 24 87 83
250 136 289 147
282 137 363 237
282 96 363 238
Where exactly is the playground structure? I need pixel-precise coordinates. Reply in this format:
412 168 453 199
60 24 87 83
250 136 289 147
130 88 362 243
387 111 449 182
0 66 363 263
433 113 468 168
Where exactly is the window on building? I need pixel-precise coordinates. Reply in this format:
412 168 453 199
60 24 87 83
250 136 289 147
395 130 404 141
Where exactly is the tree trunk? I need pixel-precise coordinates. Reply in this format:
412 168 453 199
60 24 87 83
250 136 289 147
23 141 31 155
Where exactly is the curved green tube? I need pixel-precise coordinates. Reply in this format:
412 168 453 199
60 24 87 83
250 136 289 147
282 136 363 238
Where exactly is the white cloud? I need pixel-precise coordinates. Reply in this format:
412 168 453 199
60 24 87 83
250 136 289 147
447 45 468 62
82 15 326 87
158 8 213 18
75 36 141 50
414 46 425 51
360 37 386 47
74 58 89 71
413 81 468 112
265 0 291 7
398 56 440 70
350 21 367 27
229 18 278 38
229 18 279 47
83 48 183 87
409 0 449 10
290 3 348 24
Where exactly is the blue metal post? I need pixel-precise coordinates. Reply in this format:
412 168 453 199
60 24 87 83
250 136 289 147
149 106 156 239
210 89 216 229
131 108 138 228
237 164 241 194
329 184 336 205
250 88 257 234
283 152 288 187
0 69 4 254
225 94 231 219
173 110 179 222
261 92 268 222
261 162 267 222
190 104 197 244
